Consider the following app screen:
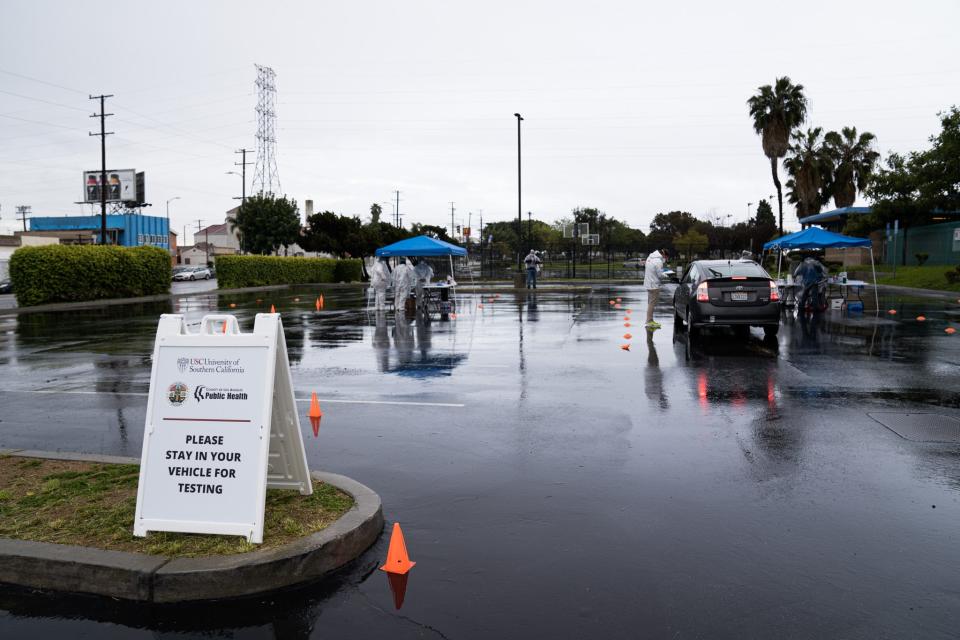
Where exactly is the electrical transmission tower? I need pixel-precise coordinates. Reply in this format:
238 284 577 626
253 64 280 196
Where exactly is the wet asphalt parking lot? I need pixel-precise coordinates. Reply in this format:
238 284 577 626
1 284 959 639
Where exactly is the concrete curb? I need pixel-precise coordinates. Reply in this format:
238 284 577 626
0 452 383 603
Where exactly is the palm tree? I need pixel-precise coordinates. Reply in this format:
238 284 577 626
748 77 808 235
784 127 833 218
824 127 879 208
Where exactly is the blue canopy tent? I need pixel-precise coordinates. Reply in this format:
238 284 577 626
375 235 467 257
763 227 877 307
373 235 467 312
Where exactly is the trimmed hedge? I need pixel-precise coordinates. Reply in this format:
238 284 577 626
215 255 364 289
10 245 171 307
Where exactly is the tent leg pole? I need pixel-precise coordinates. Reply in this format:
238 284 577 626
870 247 879 311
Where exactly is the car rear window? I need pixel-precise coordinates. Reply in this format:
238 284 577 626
701 263 768 279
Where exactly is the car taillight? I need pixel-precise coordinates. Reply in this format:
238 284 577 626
769 280 780 302
696 282 709 302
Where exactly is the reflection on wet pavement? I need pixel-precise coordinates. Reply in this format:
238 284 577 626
1 285 959 638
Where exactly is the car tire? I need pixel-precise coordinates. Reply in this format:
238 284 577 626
674 303 685 331
189 275 195 281
764 325 779 338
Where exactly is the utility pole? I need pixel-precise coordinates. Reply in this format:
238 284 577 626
479 210 484 278
527 211 532 254
514 113 523 272
195 220 207 265
235 148 252 204
449 202 456 240
394 190 401 227
15 205 31 232
89 94 114 245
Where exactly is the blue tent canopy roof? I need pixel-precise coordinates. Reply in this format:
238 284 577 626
763 227 871 251
375 235 467 257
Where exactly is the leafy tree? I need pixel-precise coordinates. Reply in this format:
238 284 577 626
824 127 879 208
409 223 457 243
673 229 709 261
233 194 301 255
784 127 832 218
847 106 960 246
648 211 699 252
299 211 364 258
748 77 809 235
754 199 775 227
370 203 383 224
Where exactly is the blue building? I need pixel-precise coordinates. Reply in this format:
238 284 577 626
29 214 170 248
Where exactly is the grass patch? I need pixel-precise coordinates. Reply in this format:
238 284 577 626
0 457 353 557
849 265 960 293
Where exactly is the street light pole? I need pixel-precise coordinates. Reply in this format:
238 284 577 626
514 113 523 272
165 197 180 253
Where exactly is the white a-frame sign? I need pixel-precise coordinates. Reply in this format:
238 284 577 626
134 313 311 543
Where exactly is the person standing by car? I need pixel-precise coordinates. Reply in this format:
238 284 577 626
643 248 668 329
524 249 542 289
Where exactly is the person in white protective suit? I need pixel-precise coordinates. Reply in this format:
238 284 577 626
392 258 415 310
370 257 391 309
413 259 434 309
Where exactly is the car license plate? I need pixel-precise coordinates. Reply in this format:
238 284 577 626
730 292 748 301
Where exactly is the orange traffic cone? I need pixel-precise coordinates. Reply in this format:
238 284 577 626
380 522 416 575
624 333 633 339
946 327 957 335
319 294 325 309
270 304 276 313
624 322 631 328
620 344 631 351
614 303 621 309
222 321 228 334
609 300 615 305
616 297 622 302
917 315 926 321
888 309 897 315
315 297 321 311
623 316 630 322
308 392 323 437
229 302 236 308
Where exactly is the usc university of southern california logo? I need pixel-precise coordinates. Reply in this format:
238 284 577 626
167 382 188 406
177 357 189 373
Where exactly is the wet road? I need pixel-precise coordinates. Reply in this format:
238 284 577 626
1 285 959 639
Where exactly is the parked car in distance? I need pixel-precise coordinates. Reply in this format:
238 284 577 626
673 259 780 340
0 280 13 294
173 266 213 281
623 257 646 269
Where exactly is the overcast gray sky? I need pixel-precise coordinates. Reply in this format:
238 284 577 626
1 0 957 243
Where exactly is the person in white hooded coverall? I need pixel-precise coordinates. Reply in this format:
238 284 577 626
413 259 434 309
392 258 415 310
370 258 391 309
643 248 669 329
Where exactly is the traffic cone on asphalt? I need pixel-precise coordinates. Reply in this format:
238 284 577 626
315 297 321 311
308 392 323 437
620 344 631 351
380 522 416 575
270 304 276 313
616 297 622 302
946 327 957 335
917 315 926 321
624 322 631 328
319 294 325 309
624 333 632 339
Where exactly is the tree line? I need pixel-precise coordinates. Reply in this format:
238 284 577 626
747 76 958 238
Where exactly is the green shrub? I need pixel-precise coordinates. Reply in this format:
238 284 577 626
334 258 363 283
915 252 929 266
946 265 960 285
9 245 171 307
215 256 363 289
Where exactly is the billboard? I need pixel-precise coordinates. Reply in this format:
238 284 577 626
83 169 137 203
